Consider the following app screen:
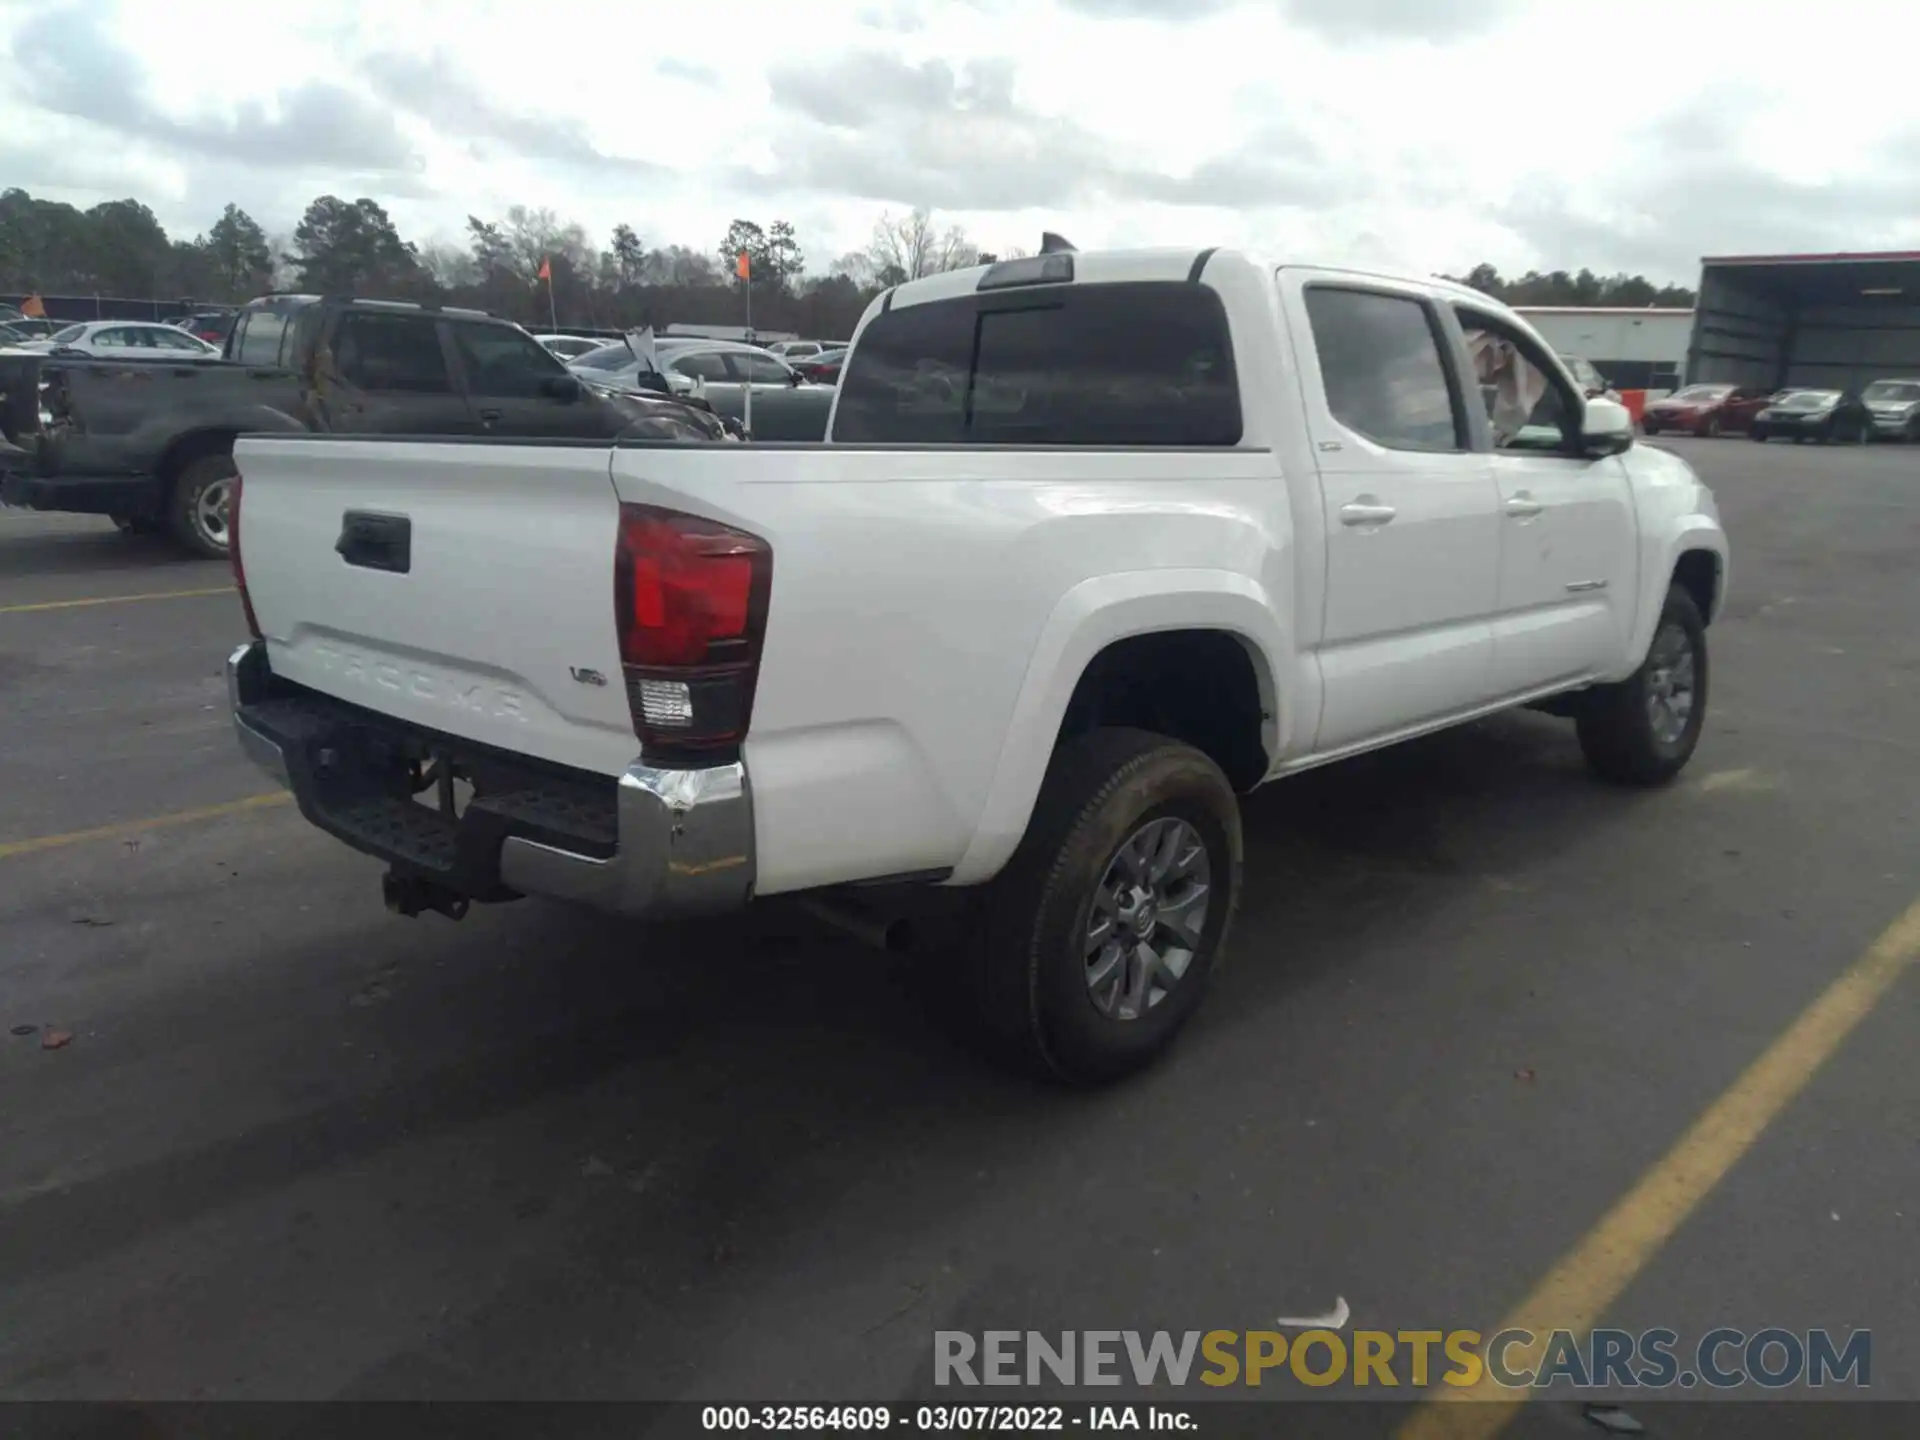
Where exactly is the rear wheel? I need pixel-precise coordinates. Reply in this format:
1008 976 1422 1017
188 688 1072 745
167 451 237 559
1704 415 1721 438
1750 428 1767 442
958 728 1242 1083
1577 585 1709 786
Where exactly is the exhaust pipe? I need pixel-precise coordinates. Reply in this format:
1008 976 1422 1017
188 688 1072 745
797 895 915 952
382 870 471 921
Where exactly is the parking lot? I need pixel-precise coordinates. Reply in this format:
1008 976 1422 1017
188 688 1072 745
2 438 1916 1430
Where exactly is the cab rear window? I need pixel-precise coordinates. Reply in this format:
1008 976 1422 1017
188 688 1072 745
832 280 1241 446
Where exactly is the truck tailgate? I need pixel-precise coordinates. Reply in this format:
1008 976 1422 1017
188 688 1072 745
235 437 638 776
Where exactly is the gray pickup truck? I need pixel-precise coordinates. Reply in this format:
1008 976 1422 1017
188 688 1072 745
0 294 733 557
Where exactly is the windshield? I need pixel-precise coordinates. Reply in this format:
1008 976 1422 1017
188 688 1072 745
1776 390 1840 410
49 324 86 344
1863 381 1920 403
572 343 637 371
1669 385 1732 402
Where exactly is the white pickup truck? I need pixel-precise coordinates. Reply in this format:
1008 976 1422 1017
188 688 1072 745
227 246 1728 1083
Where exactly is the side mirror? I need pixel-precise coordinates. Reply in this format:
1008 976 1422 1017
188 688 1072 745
538 374 581 402
1581 396 1634 456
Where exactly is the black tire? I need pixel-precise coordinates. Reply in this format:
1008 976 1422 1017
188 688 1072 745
1750 428 1767 442
1577 585 1709 786
109 514 160 535
167 451 237 559
1705 415 1721 438
960 728 1242 1084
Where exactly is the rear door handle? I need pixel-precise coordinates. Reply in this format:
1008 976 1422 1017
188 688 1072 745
1339 498 1397 527
477 407 502 426
337 511 412 574
1504 492 1544 519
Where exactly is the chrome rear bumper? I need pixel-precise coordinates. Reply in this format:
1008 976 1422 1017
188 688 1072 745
227 641 754 917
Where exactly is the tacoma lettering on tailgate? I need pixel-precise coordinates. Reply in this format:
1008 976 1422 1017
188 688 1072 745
311 643 527 723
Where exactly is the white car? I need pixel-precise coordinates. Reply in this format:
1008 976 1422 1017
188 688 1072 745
532 334 605 361
21 321 221 358
765 339 828 359
225 246 1728 1083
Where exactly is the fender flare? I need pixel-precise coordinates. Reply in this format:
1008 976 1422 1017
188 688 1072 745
151 410 307 479
1623 520 1728 672
946 568 1290 886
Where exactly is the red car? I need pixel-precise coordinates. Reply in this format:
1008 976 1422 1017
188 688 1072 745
1640 383 1771 437
794 346 847 384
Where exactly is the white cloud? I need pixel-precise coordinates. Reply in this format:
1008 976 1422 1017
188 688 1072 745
3 0 1917 281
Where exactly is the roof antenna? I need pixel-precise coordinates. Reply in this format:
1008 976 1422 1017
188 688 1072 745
1039 232 1077 255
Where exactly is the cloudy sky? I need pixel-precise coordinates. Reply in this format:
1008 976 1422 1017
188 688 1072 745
4 0 1917 282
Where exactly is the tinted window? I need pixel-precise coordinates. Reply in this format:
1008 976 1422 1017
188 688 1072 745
331 312 451 393
92 328 136 349
834 281 1241 446
673 351 732 383
1303 287 1461 452
736 352 793 384
237 309 288 366
451 323 567 398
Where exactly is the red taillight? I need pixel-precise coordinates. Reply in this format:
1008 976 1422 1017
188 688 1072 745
613 503 772 753
230 469 262 640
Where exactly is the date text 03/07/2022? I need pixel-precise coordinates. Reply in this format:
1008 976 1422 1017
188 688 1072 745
700 1404 1196 1431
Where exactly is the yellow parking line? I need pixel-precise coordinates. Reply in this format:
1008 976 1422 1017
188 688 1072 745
0 792 292 862
0 586 235 615
1397 892 1920 1440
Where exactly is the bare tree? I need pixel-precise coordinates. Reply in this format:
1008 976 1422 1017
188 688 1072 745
864 207 980 285
501 204 594 284
418 241 478 289
264 231 298 290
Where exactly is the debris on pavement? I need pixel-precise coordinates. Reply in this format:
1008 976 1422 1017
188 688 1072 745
1514 1067 1537 1082
11 1024 36 1037
41 1028 74 1050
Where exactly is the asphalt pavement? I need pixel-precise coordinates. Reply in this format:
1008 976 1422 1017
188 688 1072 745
2 438 1917 1437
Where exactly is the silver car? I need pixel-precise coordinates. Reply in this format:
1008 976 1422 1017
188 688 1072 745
1861 378 1920 442
21 321 222 358
570 338 809 399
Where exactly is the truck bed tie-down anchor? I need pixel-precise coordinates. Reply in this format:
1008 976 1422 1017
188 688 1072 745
382 869 471 921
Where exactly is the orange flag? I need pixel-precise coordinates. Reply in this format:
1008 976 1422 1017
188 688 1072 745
735 250 751 281
536 257 552 281
21 293 46 318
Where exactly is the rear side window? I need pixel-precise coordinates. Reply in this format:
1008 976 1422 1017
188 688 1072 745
237 309 288 367
331 312 451 393
672 351 732 383
1302 287 1462 452
833 280 1242 446
735 352 793 384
